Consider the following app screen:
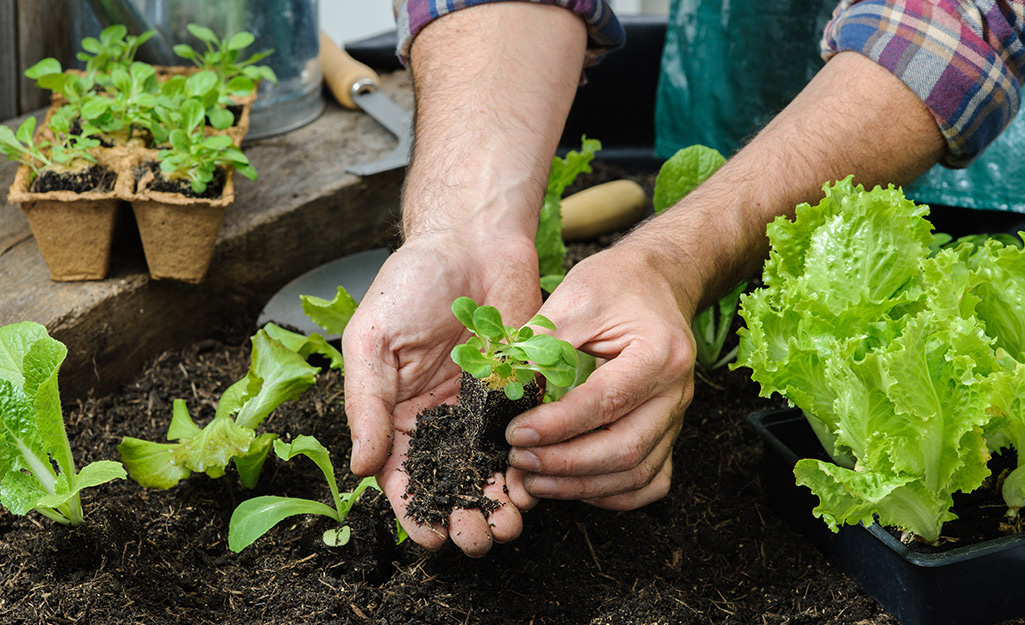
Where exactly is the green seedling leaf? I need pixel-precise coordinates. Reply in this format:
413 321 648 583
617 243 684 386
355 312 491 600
653 145 726 213
187 24 220 45
25 58 62 80
263 322 343 371
537 136 601 289
233 432 279 490
227 32 256 51
472 306 505 340
300 286 359 338
234 330 319 431
229 495 338 552
0 322 125 526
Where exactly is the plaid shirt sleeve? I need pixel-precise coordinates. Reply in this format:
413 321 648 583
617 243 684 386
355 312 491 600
393 0 624 67
821 1 1025 167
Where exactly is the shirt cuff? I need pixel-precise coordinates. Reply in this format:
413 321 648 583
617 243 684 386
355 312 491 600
820 0 1025 168
394 0 625 68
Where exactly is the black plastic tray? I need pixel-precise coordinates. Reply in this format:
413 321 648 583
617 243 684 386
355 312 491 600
748 409 1025 625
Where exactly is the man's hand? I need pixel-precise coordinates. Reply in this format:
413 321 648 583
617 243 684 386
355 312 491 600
504 244 696 509
342 231 542 556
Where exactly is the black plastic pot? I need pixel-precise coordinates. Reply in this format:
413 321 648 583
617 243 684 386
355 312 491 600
749 408 1025 625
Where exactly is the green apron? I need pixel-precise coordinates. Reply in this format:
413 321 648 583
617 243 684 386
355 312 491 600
654 0 1025 214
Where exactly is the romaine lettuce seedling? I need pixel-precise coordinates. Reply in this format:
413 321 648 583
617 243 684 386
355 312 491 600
118 288 356 490
228 436 387 552
0 322 126 526
450 297 578 400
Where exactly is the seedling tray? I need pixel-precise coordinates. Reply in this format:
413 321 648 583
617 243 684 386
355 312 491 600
748 408 1025 625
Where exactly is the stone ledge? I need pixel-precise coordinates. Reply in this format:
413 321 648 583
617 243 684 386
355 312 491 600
0 71 412 399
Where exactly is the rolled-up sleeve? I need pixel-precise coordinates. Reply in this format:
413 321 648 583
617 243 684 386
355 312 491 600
821 1 1025 168
394 0 625 67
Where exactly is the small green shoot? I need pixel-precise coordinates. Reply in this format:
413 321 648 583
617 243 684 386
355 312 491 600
77 24 156 79
173 24 278 98
228 436 388 552
156 99 256 194
450 297 578 400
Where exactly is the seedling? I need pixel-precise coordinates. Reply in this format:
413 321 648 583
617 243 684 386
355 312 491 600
77 24 156 79
0 114 99 181
156 98 257 194
0 322 126 526
228 437 393 552
118 288 355 490
173 24 278 98
450 297 578 400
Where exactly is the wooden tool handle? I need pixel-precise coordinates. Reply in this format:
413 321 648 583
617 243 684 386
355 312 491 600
319 31 380 109
561 180 648 241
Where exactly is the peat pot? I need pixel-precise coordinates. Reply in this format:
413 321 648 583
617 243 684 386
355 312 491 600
748 408 1025 625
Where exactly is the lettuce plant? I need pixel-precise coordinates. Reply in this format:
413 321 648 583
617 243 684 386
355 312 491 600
536 136 601 293
735 176 1025 543
117 287 355 490
228 437 388 552
652 144 746 371
0 322 126 526
450 297 578 400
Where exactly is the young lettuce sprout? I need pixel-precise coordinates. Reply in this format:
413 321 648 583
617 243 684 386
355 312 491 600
450 297 578 400
0 322 126 526
228 436 396 552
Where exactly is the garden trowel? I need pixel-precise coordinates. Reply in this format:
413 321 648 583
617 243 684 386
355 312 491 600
320 32 412 176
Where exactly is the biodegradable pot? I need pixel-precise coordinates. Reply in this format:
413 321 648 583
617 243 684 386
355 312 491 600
131 162 235 284
6 151 131 281
749 409 1025 625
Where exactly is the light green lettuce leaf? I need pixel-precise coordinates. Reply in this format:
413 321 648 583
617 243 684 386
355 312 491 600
537 136 601 288
234 330 319 430
652 144 725 213
300 286 358 340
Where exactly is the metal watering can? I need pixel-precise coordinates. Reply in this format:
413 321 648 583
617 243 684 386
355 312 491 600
76 0 325 140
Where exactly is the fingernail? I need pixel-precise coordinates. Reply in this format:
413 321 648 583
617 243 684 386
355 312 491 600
509 449 540 472
526 476 557 497
351 437 361 457
508 426 539 446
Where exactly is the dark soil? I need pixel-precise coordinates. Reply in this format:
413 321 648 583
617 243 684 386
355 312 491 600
402 373 543 526
3 160 1025 624
31 164 117 194
136 161 225 199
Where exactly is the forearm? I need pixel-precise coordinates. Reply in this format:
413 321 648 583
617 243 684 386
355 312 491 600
624 51 946 316
402 3 587 242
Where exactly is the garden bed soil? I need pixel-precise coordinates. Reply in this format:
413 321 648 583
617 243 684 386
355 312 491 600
4 161 1025 624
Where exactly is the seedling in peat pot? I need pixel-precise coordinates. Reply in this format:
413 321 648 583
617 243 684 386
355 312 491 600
450 297 578 400
173 24 278 99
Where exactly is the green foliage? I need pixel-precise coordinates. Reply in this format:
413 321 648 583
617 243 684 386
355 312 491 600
77 24 155 80
156 99 257 194
734 176 1025 543
0 113 99 181
652 144 743 370
692 281 746 371
227 438 397 552
0 322 126 526
78 61 160 141
450 297 578 400
117 291 354 491
536 136 601 293
0 118 54 177
652 145 727 213
173 23 278 98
